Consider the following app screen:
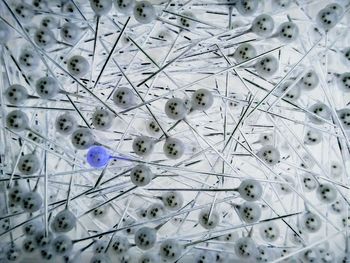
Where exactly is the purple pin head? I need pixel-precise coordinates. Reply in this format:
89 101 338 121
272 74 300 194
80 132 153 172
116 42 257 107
87 146 110 168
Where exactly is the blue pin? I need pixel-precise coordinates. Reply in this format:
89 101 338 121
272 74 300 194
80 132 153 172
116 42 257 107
86 146 110 168
86 146 131 168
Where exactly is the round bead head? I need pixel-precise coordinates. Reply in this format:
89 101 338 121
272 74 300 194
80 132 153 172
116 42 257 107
133 1 156 24
67 55 90 77
134 227 157 250
165 98 188 120
198 207 221 229
71 128 95 150
191 88 214 111
255 55 279 77
6 110 29 132
87 146 110 168
5 84 28 105
257 145 280 166
238 179 263 201
251 14 274 37
277 21 299 43
89 0 113 16
132 136 154 157
55 113 77 135
159 239 182 261
51 209 76 233
163 137 185 159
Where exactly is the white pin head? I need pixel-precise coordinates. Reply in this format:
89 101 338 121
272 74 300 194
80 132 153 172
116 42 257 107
316 183 337 204
21 191 42 212
165 97 188 120
337 108 350 130
5 84 28 105
139 252 160 263
236 0 259 16
67 55 90 78
251 14 275 37
233 43 257 63
130 164 153 186
14 3 34 23
89 0 113 16
191 88 214 111
39 246 56 261
237 201 261 223
298 248 320 263
121 216 137 235
18 153 40 175
8 185 27 204
255 55 279 77
337 72 350 92
93 240 108 254
112 87 135 109
194 251 215 263
318 247 334 263
55 113 77 135
259 133 273 145
133 1 156 24
22 236 37 254
330 161 343 177
34 28 56 49
40 16 58 29
159 239 182 261
330 199 344 214
289 228 308 245
146 203 165 219
307 102 331 124
134 227 157 250
198 207 221 229
52 235 73 255
91 204 109 218
238 179 263 201
234 237 257 259
92 108 113 130
61 22 82 44
115 0 135 14
51 209 77 233
272 0 292 9
316 5 343 31
23 220 43 236
178 11 197 29
161 191 184 210
71 128 95 150
257 145 280 166
18 48 40 71
133 135 155 157
301 173 317 192
276 22 299 43
109 235 131 256
299 70 319 91
163 137 185 159
90 254 111 263
146 120 161 137
259 222 280 242
276 174 295 195
32 0 48 9
35 230 53 247
301 212 322 233
275 80 301 101
256 246 275 262
5 243 22 262
35 76 60 99
304 129 322 145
